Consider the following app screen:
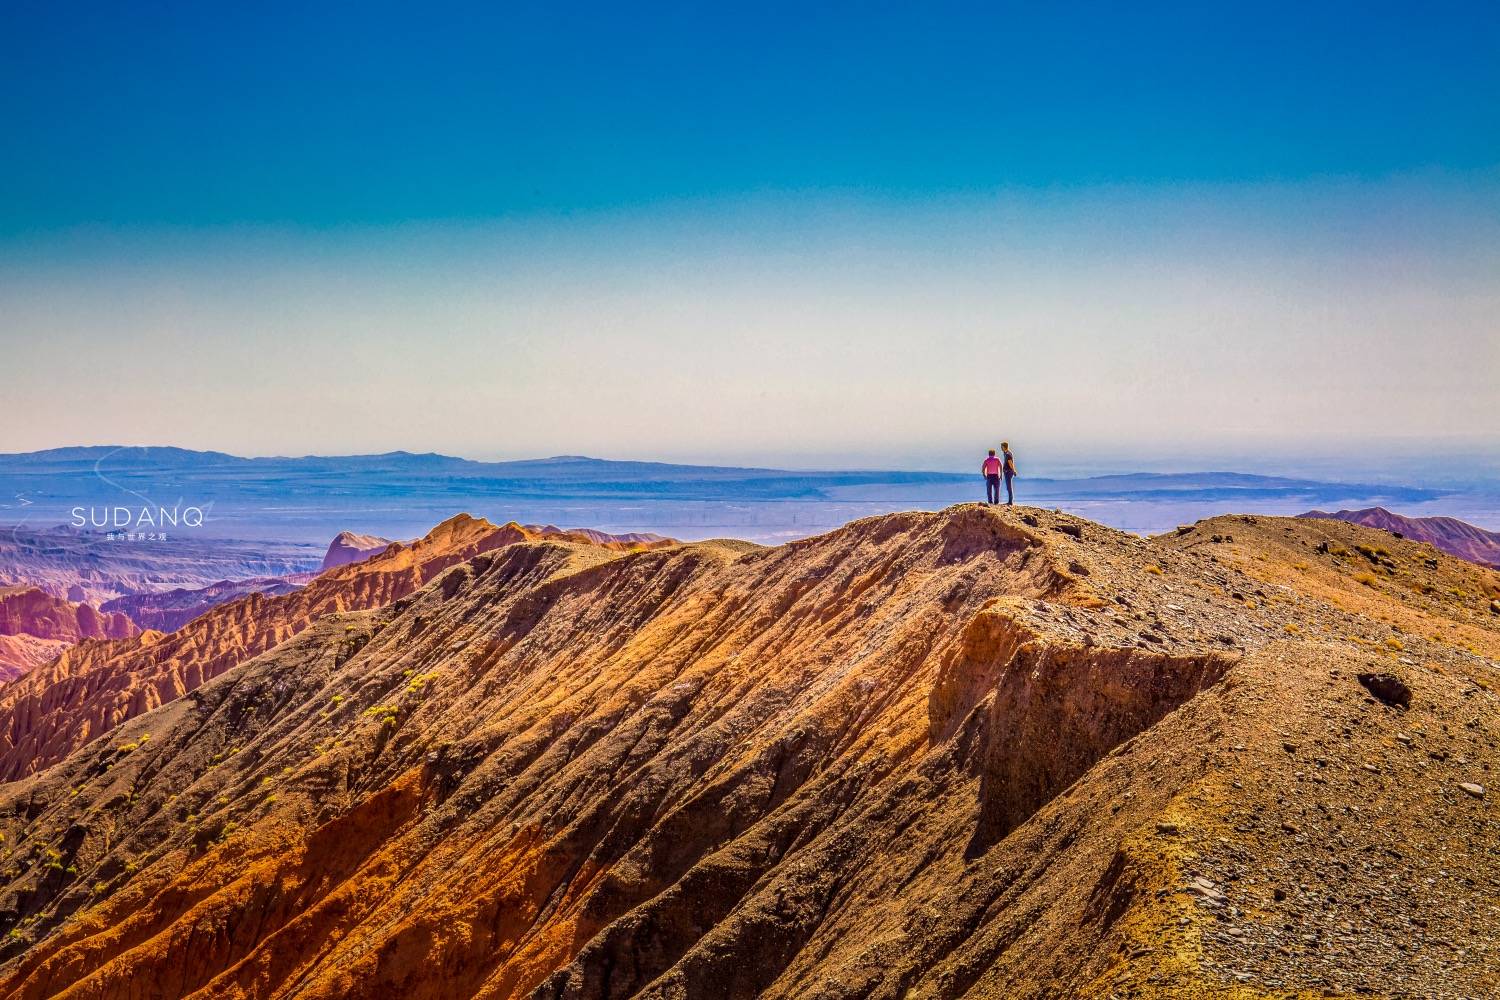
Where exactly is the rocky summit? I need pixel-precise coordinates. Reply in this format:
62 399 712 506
320 532 396 572
0 505 1493 999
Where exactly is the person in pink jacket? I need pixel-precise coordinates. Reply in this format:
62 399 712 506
982 449 1002 504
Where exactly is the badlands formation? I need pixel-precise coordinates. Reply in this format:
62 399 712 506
0 506 1491 998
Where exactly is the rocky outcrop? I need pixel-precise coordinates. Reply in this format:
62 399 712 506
932 606 1233 855
320 531 394 571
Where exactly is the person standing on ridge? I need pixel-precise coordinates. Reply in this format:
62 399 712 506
982 449 1002 504
1001 441 1018 505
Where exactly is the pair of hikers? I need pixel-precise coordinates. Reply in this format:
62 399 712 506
982 443 1017 505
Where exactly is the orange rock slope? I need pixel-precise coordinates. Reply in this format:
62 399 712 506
0 506 1493 999
0 589 137 683
0 516 665 782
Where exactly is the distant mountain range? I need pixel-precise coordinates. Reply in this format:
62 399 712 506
0 446 1454 543
0 445 1449 494
1300 506 1500 569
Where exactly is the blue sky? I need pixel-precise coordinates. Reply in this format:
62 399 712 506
1 1 1497 473
6 1 1498 228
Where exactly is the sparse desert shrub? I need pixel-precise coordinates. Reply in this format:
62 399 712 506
210 746 242 766
406 670 440 694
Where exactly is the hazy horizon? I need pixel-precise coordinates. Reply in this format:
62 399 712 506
3 444 1492 543
2 439 1499 494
